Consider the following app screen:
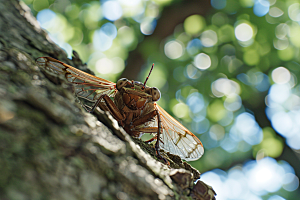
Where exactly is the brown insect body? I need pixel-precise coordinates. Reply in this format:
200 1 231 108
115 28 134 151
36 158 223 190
36 57 204 161
100 79 160 138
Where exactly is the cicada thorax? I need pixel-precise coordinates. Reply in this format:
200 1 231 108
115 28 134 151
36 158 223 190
121 82 152 110
122 92 148 110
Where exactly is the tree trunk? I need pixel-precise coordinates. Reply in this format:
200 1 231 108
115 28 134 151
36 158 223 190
0 1 215 199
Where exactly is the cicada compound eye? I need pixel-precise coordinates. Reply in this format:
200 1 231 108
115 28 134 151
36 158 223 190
116 78 129 90
151 87 161 101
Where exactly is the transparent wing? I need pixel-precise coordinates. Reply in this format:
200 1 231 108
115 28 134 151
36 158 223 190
36 57 117 103
154 103 204 161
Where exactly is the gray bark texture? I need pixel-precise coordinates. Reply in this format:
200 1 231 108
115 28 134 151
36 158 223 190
0 0 216 199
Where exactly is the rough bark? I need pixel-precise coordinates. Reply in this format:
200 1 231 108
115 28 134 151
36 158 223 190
0 1 215 199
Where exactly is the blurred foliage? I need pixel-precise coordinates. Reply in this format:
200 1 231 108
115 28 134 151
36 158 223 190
23 0 300 199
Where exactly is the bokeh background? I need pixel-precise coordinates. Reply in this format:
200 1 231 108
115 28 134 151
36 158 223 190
23 0 300 199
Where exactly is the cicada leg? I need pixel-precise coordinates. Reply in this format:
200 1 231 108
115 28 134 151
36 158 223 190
154 109 169 163
91 94 125 122
144 135 157 143
131 110 168 164
132 110 157 126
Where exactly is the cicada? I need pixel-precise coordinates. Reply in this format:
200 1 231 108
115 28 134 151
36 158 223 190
36 57 204 161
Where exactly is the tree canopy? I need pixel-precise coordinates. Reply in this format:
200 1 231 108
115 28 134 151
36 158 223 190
24 0 300 199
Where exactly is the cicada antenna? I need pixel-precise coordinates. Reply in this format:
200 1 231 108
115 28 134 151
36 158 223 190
143 63 154 89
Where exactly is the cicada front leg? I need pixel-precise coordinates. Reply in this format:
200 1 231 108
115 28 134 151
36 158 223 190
92 94 125 123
